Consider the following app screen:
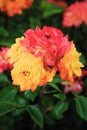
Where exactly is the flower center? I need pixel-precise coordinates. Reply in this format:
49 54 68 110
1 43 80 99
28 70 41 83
22 71 30 76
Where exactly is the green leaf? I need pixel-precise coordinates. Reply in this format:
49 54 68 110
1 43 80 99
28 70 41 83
41 95 53 108
0 102 24 116
52 101 68 119
0 41 12 47
53 74 63 83
24 88 39 101
41 1 64 18
15 96 26 105
0 73 9 83
53 93 66 101
0 26 9 37
26 105 43 128
13 108 24 116
80 54 86 65
75 95 87 121
0 103 16 116
0 87 17 103
48 82 61 92
29 17 41 29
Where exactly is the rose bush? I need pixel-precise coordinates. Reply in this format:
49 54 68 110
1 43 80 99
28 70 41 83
0 0 87 130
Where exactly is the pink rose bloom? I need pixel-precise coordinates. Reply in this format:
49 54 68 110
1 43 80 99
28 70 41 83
0 47 12 73
61 69 87 93
62 0 87 27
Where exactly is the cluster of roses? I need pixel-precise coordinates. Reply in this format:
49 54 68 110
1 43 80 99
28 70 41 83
0 0 33 16
62 0 87 27
6 26 84 92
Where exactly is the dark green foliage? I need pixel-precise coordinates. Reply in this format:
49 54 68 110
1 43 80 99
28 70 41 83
0 0 87 130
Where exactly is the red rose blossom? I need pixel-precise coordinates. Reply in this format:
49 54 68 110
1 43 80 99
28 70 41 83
20 26 71 67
